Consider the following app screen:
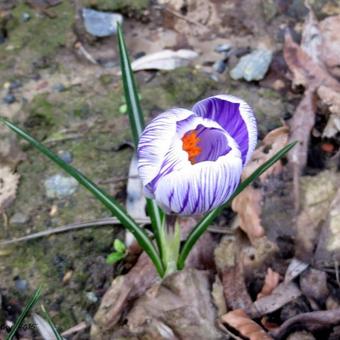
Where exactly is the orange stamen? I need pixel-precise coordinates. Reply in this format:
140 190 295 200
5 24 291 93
182 131 202 163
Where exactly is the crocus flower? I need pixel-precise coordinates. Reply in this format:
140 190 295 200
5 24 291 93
137 95 257 215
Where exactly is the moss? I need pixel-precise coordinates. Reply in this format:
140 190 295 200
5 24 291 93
2 1 75 74
84 0 149 12
161 67 217 107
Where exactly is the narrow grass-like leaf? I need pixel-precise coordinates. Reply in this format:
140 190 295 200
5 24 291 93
0 117 164 277
6 287 41 340
40 305 64 340
117 23 165 260
177 141 297 269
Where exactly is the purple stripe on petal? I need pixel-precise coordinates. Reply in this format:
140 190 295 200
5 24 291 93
192 95 257 165
154 152 243 215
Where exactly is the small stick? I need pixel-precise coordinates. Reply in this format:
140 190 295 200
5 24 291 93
61 321 88 337
0 217 150 245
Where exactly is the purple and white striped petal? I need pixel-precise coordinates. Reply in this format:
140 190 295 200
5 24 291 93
137 108 193 195
154 148 242 215
192 95 257 165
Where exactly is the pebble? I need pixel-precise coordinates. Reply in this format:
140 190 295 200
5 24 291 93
82 8 123 37
212 60 226 74
0 33 5 44
21 12 31 22
15 278 29 293
57 150 73 164
3 94 16 104
230 49 273 81
214 43 232 54
52 83 66 92
44 174 78 199
10 212 29 225
10 79 22 90
86 291 98 304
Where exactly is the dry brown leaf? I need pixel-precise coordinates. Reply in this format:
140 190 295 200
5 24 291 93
319 15 340 78
232 127 289 242
314 187 340 267
123 269 223 340
257 268 280 300
0 166 20 214
249 282 301 318
284 7 340 212
318 85 340 138
270 308 340 339
221 309 272 340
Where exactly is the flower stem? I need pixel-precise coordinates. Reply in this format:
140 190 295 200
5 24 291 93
160 215 181 277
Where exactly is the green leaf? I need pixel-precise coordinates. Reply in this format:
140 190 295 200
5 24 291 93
106 252 126 264
177 141 297 270
6 287 41 340
40 305 64 340
117 23 165 261
0 117 164 277
114 239 126 253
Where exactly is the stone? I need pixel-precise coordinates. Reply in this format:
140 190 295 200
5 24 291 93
10 212 29 225
82 8 123 38
230 49 273 81
21 12 31 22
212 60 226 74
86 291 98 304
15 278 29 293
57 150 73 164
3 94 16 104
44 174 78 199
214 43 232 54
52 83 66 92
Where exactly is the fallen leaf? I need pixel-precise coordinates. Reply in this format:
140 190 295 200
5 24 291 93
270 308 340 339
319 15 340 78
318 85 340 138
314 187 340 267
300 268 329 304
283 7 340 210
249 282 301 318
257 268 280 300
0 166 20 214
131 49 198 71
33 313 58 340
232 126 289 242
124 269 223 340
284 258 309 283
91 230 216 338
295 171 339 261
221 309 272 340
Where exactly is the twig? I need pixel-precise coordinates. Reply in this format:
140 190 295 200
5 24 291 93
0 217 150 245
74 41 98 65
61 321 88 337
0 214 230 245
44 133 85 146
158 5 208 29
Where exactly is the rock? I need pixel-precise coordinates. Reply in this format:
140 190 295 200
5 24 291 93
10 212 29 225
3 94 16 104
82 8 123 38
230 49 273 81
214 43 232 54
14 277 29 293
57 150 73 164
9 80 22 90
86 291 98 304
52 83 65 92
212 60 226 74
44 174 78 199
21 12 31 22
